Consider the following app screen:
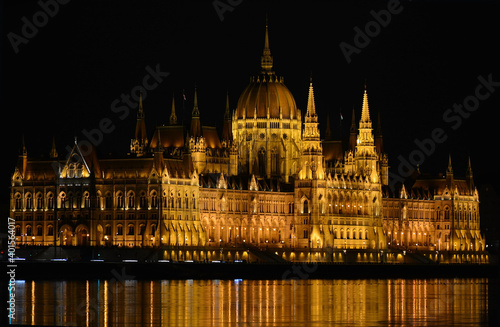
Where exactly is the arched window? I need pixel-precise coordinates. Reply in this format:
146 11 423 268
25 193 33 210
15 193 22 210
128 192 135 209
151 192 158 208
303 200 309 214
26 225 32 236
128 224 135 235
83 192 90 208
140 192 147 209
117 193 124 209
47 225 54 236
36 225 43 236
47 193 54 209
36 193 43 209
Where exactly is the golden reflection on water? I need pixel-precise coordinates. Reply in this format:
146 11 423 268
13 278 489 326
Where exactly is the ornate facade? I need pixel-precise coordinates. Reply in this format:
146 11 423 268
9 22 486 262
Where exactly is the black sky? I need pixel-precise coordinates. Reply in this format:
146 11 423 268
3 0 500 195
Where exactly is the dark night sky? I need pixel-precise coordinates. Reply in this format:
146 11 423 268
3 0 500 197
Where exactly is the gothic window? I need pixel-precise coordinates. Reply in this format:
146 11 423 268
26 225 32 236
84 192 90 208
25 193 33 210
444 206 450 220
303 200 309 214
36 193 43 209
105 225 112 236
303 229 308 239
36 225 43 236
151 192 158 208
128 224 135 235
47 225 54 236
117 225 123 235
128 192 135 209
47 193 54 209
140 192 147 209
15 193 22 210
117 193 124 209
139 224 146 235
15 225 21 236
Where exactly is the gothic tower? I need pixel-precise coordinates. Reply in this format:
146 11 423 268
130 91 148 156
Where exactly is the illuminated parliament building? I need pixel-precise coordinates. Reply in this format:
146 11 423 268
10 22 487 263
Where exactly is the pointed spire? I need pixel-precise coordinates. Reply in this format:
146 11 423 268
131 88 148 156
446 154 454 186
20 134 27 156
306 76 316 117
169 92 177 125
138 89 145 119
192 84 200 117
360 86 371 123
447 154 453 174
49 136 58 159
466 156 474 194
190 84 202 138
222 90 232 142
349 107 357 150
467 156 473 175
260 15 273 72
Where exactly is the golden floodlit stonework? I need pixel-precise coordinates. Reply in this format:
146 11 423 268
10 21 487 263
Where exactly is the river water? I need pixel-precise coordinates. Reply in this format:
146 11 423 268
12 278 491 326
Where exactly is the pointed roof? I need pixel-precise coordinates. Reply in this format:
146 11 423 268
306 77 316 117
49 136 58 159
192 85 200 117
447 154 453 174
169 92 177 125
260 16 273 72
134 90 147 141
350 106 357 133
360 88 371 123
190 85 202 138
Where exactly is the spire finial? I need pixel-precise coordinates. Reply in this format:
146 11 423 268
50 136 58 159
447 154 453 173
260 15 273 72
170 92 177 125
360 86 371 123
306 76 316 116
192 84 200 117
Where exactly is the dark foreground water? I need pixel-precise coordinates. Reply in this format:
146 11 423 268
11 278 491 326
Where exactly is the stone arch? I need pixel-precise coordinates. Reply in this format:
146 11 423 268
59 224 73 246
75 224 90 246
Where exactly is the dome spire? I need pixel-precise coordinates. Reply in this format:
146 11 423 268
260 15 273 73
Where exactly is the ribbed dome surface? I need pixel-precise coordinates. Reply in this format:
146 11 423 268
236 75 297 120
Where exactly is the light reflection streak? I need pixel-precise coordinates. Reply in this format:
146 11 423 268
13 278 490 326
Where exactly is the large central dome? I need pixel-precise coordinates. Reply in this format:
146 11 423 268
235 21 298 120
236 75 297 119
